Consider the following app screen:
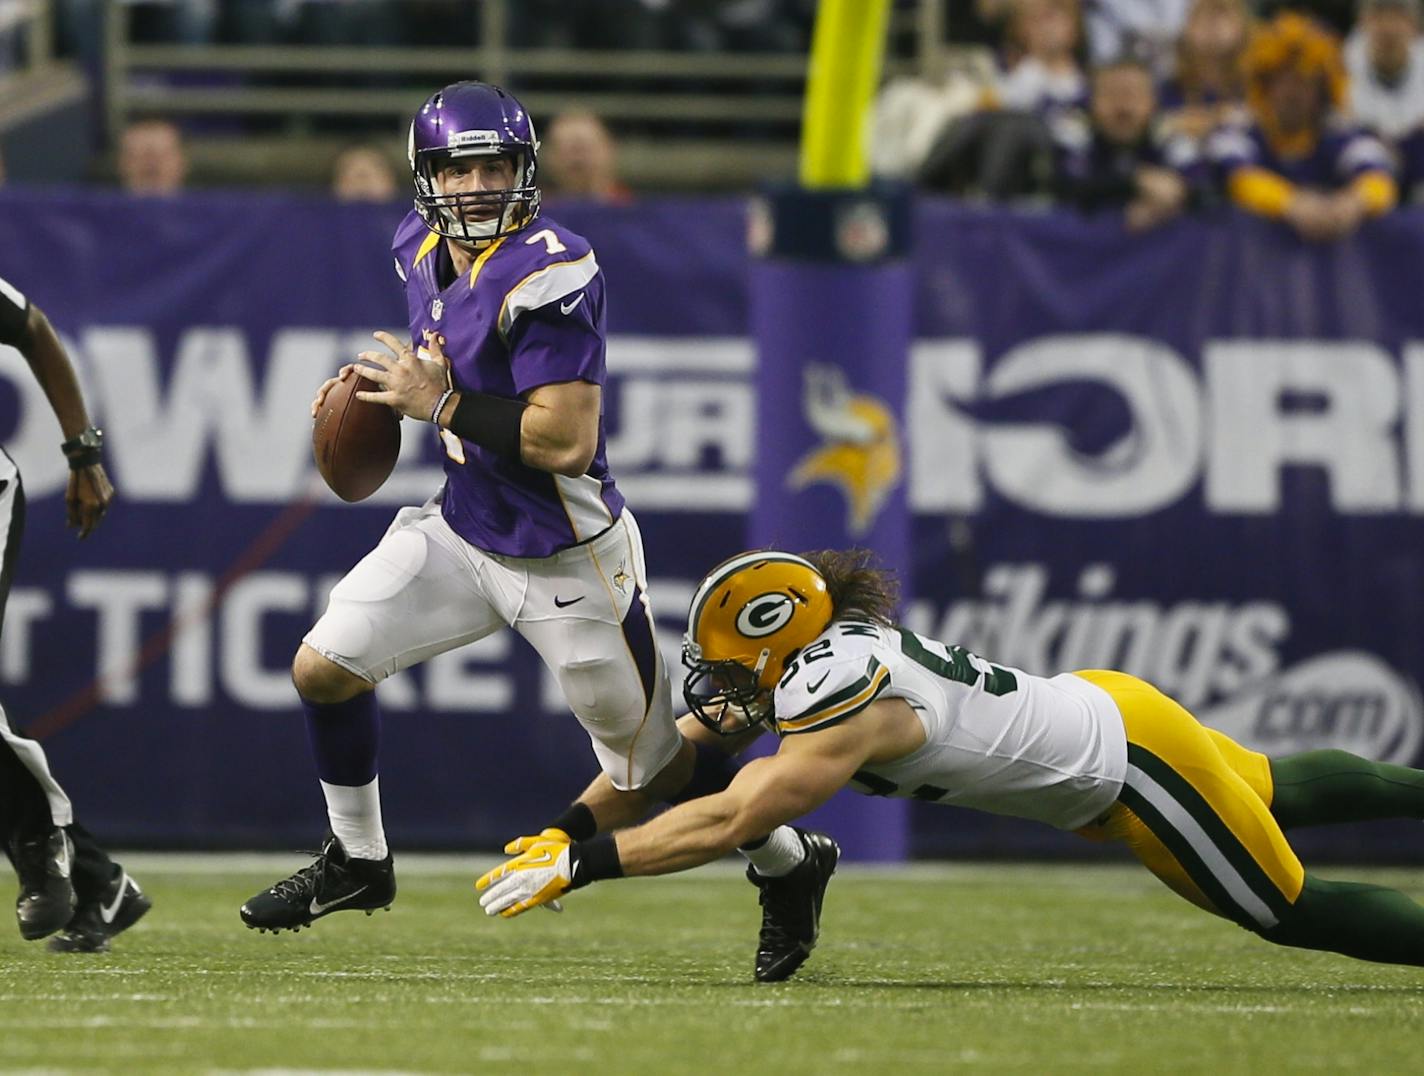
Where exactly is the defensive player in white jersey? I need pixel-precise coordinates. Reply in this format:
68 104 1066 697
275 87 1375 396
478 549 1424 971
239 83 833 979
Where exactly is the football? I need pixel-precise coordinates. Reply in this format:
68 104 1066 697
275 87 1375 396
312 366 401 502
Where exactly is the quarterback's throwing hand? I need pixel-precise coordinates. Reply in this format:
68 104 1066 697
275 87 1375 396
476 834 574 918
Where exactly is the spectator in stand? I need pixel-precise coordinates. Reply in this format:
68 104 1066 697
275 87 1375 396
913 0 1085 199
330 143 399 203
1052 58 1202 229
1345 0 1424 139
873 53 998 181
541 110 632 204
116 118 188 196
1083 0 1193 79
1345 0 1424 200
1159 0 1253 142
1398 125 1424 198
1257 0 1354 39
997 0 1088 115
1210 14 1398 240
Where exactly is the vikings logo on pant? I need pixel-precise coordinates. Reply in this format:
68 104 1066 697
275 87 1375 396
787 364 902 537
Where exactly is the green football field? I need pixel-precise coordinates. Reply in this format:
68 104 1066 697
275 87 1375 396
1 856 1421 1074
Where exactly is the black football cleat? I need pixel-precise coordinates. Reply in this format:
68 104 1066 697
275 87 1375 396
239 834 395 933
12 828 77 941
746 828 840 983
48 869 151 953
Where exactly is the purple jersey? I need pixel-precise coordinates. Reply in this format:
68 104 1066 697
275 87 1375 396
1398 128 1424 204
1208 121 1395 190
391 210 625 557
1049 110 1204 210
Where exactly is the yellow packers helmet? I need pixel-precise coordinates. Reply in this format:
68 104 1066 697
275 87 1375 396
681 551 834 735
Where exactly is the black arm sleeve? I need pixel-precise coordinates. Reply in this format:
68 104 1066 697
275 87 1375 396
445 390 528 460
0 275 31 348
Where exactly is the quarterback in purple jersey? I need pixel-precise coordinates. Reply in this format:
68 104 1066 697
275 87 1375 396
240 82 836 981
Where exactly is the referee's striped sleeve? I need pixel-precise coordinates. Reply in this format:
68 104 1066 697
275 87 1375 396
0 275 30 347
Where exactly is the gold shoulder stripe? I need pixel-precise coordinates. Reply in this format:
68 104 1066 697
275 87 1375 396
779 664 891 734
792 656 882 723
467 235 507 289
412 230 442 267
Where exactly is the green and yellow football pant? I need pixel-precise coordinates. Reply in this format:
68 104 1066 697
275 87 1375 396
1075 669 1301 930
1075 669 1424 965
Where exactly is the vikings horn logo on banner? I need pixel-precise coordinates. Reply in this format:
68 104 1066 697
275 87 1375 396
787 364 902 537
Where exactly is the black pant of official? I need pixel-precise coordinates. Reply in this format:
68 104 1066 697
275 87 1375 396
0 460 117 905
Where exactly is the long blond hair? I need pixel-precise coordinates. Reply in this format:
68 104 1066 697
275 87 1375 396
802 548 901 626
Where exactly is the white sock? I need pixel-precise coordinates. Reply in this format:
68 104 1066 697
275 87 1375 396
739 825 805 878
321 776 389 861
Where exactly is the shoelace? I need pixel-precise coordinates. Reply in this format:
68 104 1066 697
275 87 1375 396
269 853 337 902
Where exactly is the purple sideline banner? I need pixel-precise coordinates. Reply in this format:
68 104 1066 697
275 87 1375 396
747 186 916 862
0 190 1422 863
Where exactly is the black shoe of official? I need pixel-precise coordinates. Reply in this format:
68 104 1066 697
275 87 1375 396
746 829 840 983
239 835 395 933
48 869 151 953
12 828 77 941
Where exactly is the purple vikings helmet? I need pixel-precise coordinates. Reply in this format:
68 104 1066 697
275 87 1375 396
408 81 540 244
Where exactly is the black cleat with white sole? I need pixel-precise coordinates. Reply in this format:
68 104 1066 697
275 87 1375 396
747 828 840 983
12 828 77 941
239 834 395 933
48 869 151 953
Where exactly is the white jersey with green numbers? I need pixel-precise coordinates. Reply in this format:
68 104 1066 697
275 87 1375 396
772 619 1128 830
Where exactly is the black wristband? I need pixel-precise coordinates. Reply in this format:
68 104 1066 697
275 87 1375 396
568 833 623 890
549 802 598 842
445 391 527 460
65 448 102 471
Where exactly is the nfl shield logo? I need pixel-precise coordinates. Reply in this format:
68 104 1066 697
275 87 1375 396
431 298 444 321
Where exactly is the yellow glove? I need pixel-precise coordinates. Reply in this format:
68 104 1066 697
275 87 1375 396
491 828 571 912
501 827 571 855
476 832 574 918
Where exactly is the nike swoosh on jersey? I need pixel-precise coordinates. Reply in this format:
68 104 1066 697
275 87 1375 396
309 885 368 916
553 595 585 608
99 874 129 924
806 672 831 693
560 293 585 315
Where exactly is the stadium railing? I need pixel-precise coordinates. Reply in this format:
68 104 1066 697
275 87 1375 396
0 0 86 137
100 0 956 191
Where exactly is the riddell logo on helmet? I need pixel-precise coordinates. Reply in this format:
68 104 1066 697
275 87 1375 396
447 129 502 149
736 593 795 638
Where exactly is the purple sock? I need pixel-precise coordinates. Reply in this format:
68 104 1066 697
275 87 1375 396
303 691 380 787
